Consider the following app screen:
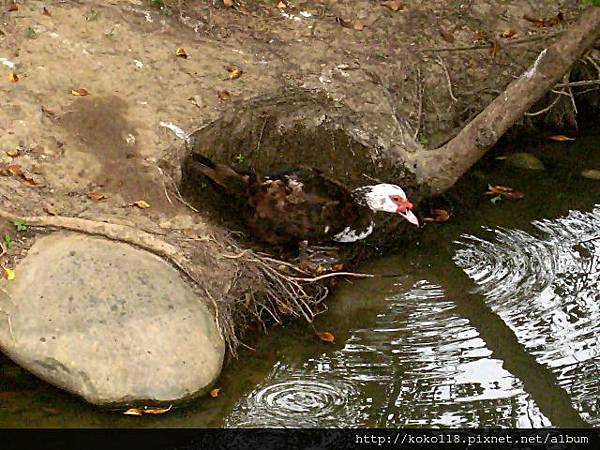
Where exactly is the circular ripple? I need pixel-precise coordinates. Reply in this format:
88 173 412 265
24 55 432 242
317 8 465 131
254 379 349 418
227 376 361 427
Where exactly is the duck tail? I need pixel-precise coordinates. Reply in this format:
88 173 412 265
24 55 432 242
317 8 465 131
188 153 249 195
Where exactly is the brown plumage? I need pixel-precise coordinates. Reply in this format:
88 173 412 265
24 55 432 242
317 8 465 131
188 154 374 245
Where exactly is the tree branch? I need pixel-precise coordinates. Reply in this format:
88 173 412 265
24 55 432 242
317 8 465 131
416 6 600 195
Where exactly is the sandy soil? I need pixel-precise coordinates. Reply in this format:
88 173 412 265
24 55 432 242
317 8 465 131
0 1 591 344
1 0 580 225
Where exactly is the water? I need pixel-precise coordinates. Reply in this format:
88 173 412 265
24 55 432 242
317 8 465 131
0 136 599 427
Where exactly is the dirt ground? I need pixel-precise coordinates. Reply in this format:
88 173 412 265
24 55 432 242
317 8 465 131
0 0 594 348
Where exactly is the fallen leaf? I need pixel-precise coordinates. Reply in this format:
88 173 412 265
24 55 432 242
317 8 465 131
123 408 143 416
8 72 18 83
7 2 18 12
382 0 404 11
439 27 455 43
142 405 172 415
7 165 24 177
223 0 234 7
225 64 242 80
351 19 364 31
130 200 151 209
549 134 575 142
337 17 365 31
424 208 450 223
318 331 336 343
217 90 231 101
210 388 221 398
484 185 525 199
21 174 37 186
332 263 345 271
3 268 15 281
42 7 51 16
175 47 188 59
500 29 517 39
474 30 488 41
71 88 89 97
523 12 563 28
43 205 58 216
87 191 107 201
41 105 57 117
277 1 286 9
6 149 20 157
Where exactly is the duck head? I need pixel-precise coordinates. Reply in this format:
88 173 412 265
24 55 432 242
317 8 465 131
353 184 419 226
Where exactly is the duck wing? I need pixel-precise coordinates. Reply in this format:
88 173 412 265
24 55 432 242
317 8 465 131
247 169 372 244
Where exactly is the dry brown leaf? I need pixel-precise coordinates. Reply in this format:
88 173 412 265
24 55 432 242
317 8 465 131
318 331 336 343
7 165 24 177
424 208 450 223
42 7 51 16
41 105 57 117
225 64 242 80
6 149 20 157
523 12 563 28
210 388 221 398
175 47 188 59
332 263 345 271
21 174 37 186
8 72 18 83
7 2 18 12
277 1 287 9
223 0 234 7
3 268 15 281
500 29 517 39
71 88 89 97
217 90 231 102
337 17 364 31
549 134 575 142
351 19 364 31
143 405 172 415
43 205 58 216
123 408 143 416
439 27 455 43
484 185 525 199
382 0 404 11
130 200 151 209
87 191 107 201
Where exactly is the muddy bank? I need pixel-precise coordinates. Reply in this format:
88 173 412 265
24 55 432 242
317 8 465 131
1 0 599 362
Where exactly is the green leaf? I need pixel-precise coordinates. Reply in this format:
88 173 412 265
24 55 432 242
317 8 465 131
581 0 600 6
3 234 14 249
14 220 28 232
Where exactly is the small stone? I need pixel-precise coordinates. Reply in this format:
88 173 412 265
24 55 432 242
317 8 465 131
581 169 600 180
497 152 544 170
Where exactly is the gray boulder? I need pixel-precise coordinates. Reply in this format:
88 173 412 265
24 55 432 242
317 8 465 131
0 232 224 407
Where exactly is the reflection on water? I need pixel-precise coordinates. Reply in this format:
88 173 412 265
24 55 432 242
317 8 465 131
1 137 599 428
226 280 549 428
455 206 600 426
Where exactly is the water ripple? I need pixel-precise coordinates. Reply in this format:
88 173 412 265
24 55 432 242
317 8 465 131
454 206 600 426
226 280 549 428
224 362 366 428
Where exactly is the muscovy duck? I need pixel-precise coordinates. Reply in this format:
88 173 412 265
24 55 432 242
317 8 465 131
189 154 418 245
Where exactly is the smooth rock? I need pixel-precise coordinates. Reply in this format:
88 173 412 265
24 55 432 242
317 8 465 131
497 152 545 170
581 169 600 180
0 232 224 406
